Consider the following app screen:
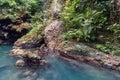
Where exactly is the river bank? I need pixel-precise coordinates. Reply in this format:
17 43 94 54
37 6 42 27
58 42 120 72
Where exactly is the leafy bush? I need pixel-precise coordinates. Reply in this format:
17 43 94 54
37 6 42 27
62 0 120 55
62 0 107 41
96 42 120 56
0 0 43 21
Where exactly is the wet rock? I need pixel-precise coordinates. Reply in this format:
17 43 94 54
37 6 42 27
117 67 120 71
10 48 26 57
16 59 25 67
94 57 102 62
112 62 120 67
103 63 113 69
23 70 37 76
11 46 48 67
60 52 76 60
21 70 38 80
39 60 48 66
23 71 32 76
16 38 44 49
45 20 64 50
92 60 102 66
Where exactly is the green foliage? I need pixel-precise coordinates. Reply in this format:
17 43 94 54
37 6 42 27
62 0 107 41
29 12 44 36
0 0 43 21
0 0 44 36
62 0 120 56
108 23 120 35
96 44 110 53
29 22 43 35
95 42 120 56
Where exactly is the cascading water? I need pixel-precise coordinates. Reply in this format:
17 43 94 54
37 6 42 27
53 0 59 14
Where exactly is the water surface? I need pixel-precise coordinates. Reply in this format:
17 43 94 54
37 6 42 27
0 45 120 80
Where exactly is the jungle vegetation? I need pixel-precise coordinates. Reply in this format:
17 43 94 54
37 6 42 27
62 0 120 55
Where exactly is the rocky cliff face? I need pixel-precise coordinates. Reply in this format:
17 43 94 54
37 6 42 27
114 0 120 23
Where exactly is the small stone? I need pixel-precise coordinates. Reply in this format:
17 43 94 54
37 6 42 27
103 63 113 69
117 67 120 71
96 52 100 56
23 71 31 76
16 59 25 67
94 57 101 62
39 60 48 66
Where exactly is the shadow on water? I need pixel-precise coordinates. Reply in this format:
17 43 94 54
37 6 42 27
0 45 120 80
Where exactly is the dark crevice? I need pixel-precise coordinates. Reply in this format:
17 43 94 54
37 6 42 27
0 18 29 44
20 38 45 49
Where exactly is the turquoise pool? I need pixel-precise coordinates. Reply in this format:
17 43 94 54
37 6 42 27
0 45 120 80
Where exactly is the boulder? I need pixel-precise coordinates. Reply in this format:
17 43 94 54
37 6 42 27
16 59 25 67
103 63 113 69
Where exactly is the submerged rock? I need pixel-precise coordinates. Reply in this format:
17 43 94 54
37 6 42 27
11 38 48 67
39 60 48 66
15 57 48 67
16 59 25 67
103 63 113 69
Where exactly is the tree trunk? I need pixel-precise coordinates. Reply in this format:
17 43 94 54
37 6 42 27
114 0 120 23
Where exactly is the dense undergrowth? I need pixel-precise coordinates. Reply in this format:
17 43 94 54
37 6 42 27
0 0 44 42
0 0 43 19
0 0 43 30
62 0 120 55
